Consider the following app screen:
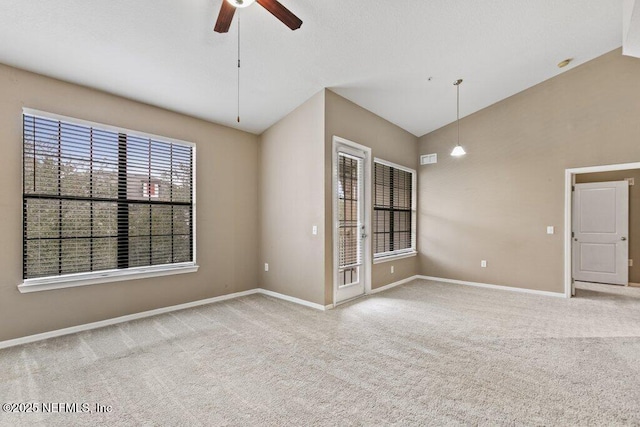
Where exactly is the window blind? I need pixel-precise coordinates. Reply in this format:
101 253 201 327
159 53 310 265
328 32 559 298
337 152 363 269
373 161 413 256
23 113 194 280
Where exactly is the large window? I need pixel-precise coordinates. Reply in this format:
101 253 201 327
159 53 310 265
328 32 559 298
21 110 195 290
373 159 416 260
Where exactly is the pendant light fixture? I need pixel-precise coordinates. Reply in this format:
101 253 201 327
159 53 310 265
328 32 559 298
451 79 466 157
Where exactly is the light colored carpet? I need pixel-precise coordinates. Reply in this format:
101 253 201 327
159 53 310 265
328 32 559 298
1 279 640 426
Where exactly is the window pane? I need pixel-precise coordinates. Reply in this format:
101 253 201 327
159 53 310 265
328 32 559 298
25 239 59 278
129 236 151 267
25 199 59 239
129 204 150 237
173 206 191 235
61 201 91 238
152 236 172 265
93 238 118 271
93 202 118 237
173 235 191 263
152 205 172 236
61 239 91 274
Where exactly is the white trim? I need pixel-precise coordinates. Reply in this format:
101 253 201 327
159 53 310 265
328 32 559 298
0 288 259 350
368 275 419 294
333 136 371 156
332 136 372 305
22 108 195 148
0 288 332 350
192 144 198 265
418 275 567 298
373 157 415 174
18 263 199 293
259 289 331 311
373 251 417 264
564 161 640 299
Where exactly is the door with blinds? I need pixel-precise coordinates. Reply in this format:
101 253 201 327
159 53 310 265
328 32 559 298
333 138 370 305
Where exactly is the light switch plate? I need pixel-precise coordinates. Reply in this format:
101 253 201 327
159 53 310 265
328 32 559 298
312 225 318 235
481 260 487 268
547 226 555 235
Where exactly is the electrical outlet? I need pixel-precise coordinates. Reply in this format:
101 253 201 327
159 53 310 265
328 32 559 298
481 260 487 268
391 265 394 274
312 225 318 235
264 263 269 272
630 259 634 267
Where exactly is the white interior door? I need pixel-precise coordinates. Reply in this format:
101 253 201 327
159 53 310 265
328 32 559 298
572 181 629 286
334 141 369 304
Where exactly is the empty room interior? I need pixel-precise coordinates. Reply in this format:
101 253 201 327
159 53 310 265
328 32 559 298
1 0 640 425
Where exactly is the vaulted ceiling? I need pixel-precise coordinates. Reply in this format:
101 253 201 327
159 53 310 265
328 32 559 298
0 0 624 136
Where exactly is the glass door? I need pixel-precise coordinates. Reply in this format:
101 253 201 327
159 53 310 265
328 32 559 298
334 139 369 304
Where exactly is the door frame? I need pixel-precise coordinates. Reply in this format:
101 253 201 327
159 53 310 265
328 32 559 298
332 136 372 306
564 161 640 298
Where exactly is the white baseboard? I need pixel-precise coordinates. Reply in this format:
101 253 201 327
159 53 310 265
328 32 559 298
0 287 331 350
0 288 261 350
368 275 419 294
417 275 567 298
258 289 330 311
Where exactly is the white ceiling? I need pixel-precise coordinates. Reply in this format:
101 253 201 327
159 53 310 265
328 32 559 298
0 1 624 137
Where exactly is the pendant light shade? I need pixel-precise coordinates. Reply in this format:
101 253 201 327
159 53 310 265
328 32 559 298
451 145 466 156
451 78 466 157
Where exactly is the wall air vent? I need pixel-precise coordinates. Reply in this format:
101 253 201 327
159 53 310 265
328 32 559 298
420 153 437 165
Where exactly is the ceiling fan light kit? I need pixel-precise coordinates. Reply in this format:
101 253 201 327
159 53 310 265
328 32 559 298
226 0 255 8
451 78 467 157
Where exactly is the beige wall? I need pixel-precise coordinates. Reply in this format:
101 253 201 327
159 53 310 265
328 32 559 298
258 91 326 305
576 170 640 283
418 49 640 293
0 64 259 341
325 90 419 303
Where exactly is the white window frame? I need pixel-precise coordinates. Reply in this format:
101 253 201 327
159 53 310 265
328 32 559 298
372 158 417 264
18 108 198 293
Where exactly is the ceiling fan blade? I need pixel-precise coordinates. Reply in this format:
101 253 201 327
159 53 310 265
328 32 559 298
256 0 302 30
214 1 236 33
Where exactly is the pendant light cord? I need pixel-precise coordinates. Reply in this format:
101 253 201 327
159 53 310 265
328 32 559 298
456 81 460 146
453 79 462 147
237 13 241 123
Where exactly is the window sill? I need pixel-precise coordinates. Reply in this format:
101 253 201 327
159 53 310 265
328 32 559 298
373 251 418 264
18 263 199 294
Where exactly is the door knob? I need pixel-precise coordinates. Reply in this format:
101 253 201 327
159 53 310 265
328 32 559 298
622 237 627 241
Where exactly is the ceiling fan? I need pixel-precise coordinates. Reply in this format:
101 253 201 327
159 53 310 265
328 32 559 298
214 0 303 33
